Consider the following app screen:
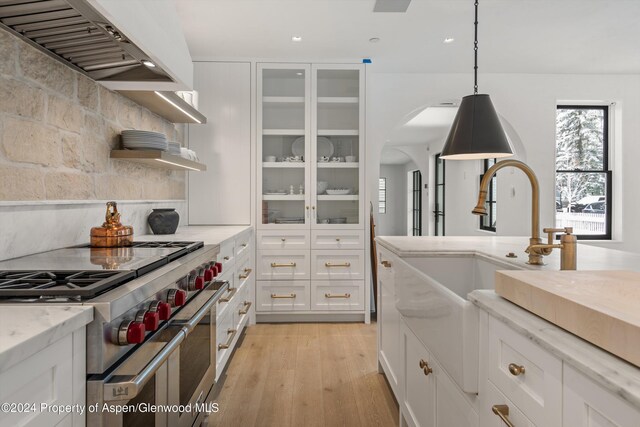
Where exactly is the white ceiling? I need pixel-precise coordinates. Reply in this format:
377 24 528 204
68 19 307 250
380 147 412 165
176 0 640 74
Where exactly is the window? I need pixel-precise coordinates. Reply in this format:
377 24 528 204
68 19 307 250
555 105 611 239
378 178 387 214
479 158 497 232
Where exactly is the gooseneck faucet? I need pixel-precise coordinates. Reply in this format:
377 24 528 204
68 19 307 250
471 159 577 270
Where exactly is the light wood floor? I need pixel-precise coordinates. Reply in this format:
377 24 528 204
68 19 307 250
211 322 399 427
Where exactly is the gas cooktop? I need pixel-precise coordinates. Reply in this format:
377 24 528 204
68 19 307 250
0 241 204 300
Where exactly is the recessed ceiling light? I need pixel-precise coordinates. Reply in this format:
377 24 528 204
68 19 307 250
369 37 380 43
142 60 156 68
292 36 302 42
443 37 455 44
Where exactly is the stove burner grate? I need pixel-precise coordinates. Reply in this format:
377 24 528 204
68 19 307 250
0 270 135 298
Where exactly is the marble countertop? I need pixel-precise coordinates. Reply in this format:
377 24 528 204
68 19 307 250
0 305 93 372
140 225 252 246
470 290 640 408
376 235 640 271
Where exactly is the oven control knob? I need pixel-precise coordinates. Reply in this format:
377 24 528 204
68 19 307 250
215 262 223 273
113 320 145 345
204 268 214 281
168 289 187 307
195 276 205 290
136 310 160 332
157 302 171 320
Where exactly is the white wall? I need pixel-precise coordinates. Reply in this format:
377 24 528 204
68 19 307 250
366 72 640 252
378 164 407 236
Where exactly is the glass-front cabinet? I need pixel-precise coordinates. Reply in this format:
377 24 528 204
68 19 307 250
257 63 364 230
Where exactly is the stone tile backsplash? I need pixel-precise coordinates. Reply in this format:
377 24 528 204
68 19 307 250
0 28 187 201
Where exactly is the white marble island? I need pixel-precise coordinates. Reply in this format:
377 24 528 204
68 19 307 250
375 235 640 427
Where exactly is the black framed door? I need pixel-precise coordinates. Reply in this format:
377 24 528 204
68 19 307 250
434 153 445 236
411 170 422 236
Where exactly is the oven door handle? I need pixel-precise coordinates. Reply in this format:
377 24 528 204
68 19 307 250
102 329 186 402
183 281 230 331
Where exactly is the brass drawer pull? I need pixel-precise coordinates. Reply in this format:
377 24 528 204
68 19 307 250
239 301 252 315
325 262 351 268
508 363 525 376
325 293 351 299
335 238 341 242
241 243 247 248
218 328 237 350
492 404 515 427
419 359 432 376
223 256 230 261
239 268 252 279
218 287 237 303
281 238 286 242
271 293 296 299
271 262 296 268
381 260 391 268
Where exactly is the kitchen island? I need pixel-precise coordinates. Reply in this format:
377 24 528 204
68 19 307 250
375 235 640 427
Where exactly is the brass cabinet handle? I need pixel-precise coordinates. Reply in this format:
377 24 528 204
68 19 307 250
325 262 351 267
381 260 391 268
239 301 252 315
218 328 237 350
271 262 296 268
239 268 253 279
325 293 351 299
492 405 515 427
271 293 296 299
223 256 230 261
218 287 237 303
419 359 432 376
508 363 525 376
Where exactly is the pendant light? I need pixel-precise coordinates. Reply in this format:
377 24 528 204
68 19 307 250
440 0 513 160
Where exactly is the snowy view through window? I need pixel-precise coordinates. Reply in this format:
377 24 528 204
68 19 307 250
555 106 610 238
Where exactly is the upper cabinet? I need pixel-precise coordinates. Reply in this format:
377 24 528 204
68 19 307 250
258 63 365 230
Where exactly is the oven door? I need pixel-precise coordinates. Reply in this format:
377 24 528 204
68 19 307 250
87 324 185 427
170 280 229 427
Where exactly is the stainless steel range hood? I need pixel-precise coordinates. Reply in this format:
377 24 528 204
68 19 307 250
0 0 172 85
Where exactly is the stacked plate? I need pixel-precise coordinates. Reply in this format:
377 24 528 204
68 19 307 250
168 142 181 155
121 130 168 151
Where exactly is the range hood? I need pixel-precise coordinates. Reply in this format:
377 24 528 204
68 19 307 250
0 0 173 85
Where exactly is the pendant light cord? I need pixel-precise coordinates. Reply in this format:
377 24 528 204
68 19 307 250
474 0 479 95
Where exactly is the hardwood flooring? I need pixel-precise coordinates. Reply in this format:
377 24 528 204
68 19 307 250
211 322 399 427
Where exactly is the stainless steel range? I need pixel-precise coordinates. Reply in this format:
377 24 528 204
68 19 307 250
0 241 228 427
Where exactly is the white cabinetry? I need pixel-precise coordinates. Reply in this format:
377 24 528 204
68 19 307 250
215 228 255 380
378 246 401 395
189 62 252 225
563 365 640 427
256 63 366 321
0 327 87 427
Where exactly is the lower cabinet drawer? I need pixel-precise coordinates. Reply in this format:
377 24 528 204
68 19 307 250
216 307 235 366
311 250 364 280
257 250 310 280
219 239 235 272
235 254 253 290
311 281 364 311
311 230 364 250
233 283 252 328
256 281 310 312
481 380 535 427
488 316 562 427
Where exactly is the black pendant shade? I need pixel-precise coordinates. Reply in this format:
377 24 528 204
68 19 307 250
440 94 513 160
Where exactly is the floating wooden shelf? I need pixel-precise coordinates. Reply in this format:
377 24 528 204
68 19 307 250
110 150 207 171
118 91 207 124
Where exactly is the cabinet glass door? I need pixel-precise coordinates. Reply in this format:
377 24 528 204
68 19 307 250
258 64 311 227
312 66 364 228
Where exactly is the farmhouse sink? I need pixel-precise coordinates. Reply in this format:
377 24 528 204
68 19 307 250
394 253 521 393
